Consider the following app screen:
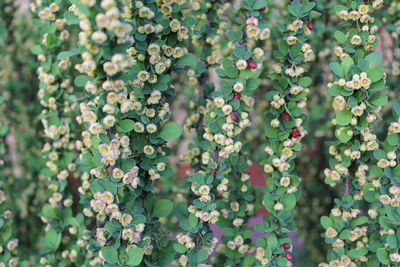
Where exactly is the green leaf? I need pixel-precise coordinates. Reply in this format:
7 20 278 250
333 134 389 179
266 234 278 249
320 216 334 229
279 78 289 90
352 216 368 226
188 214 198 229
393 101 400 116
329 62 344 77
373 149 386 160
225 66 238 78
281 194 296 211
127 247 144 266
394 166 400 178
243 255 255 267
246 78 259 91
277 257 288 266
42 204 58 219
288 1 302 17
155 74 171 91
233 46 251 60
337 127 352 143
64 11 79 25
387 134 399 146
366 259 380 267
197 249 208 262
265 124 279 138
182 17 195 27
46 33 57 48
101 247 119 264
334 5 348 12
336 110 352 126
338 229 350 240
328 85 341 96
239 68 262 79
74 75 93 87
368 67 384 82
57 47 83 60
173 243 187 253
252 0 267 10
176 53 196 68
278 40 289 56
30 45 44 55
342 56 354 75
18 261 29 267
370 165 383 177
263 193 274 212
118 120 135 133
364 191 377 203
347 97 357 108
386 235 398 249
299 77 312 87
227 30 243 41
303 2 316 13
335 31 347 44
310 10 322 19
77 3 91 15
45 228 61 250
377 248 389 264
365 52 382 68
152 199 173 217
158 122 183 141
369 94 388 107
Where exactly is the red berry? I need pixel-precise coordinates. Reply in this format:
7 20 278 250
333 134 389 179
257 7 266 12
282 112 290 121
307 21 314 31
233 93 241 100
247 60 257 70
230 112 237 121
285 252 294 262
291 128 301 138
281 243 291 250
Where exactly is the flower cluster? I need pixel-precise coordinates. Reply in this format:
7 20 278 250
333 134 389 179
320 1 394 266
176 1 232 265
176 0 269 266
31 1 87 266
254 0 316 266
0 95 19 267
0 191 19 267
72 0 192 265
382 1 400 98
2 0 399 265
369 115 400 265
213 3 272 265
72 0 143 265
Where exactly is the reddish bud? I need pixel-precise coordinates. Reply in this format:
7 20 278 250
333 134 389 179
307 21 314 31
246 17 258 26
285 252 294 262
233 92 241 100
230 112 237 121
291 128 301 138
247 60 257 70
282 112 290 121
281 243 291 250
257 7 266 12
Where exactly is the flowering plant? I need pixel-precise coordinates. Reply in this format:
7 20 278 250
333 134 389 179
0 0 399 266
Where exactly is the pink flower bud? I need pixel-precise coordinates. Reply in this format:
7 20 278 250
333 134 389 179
246 17 258 26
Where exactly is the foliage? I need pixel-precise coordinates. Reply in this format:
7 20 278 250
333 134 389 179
0 0 399 266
